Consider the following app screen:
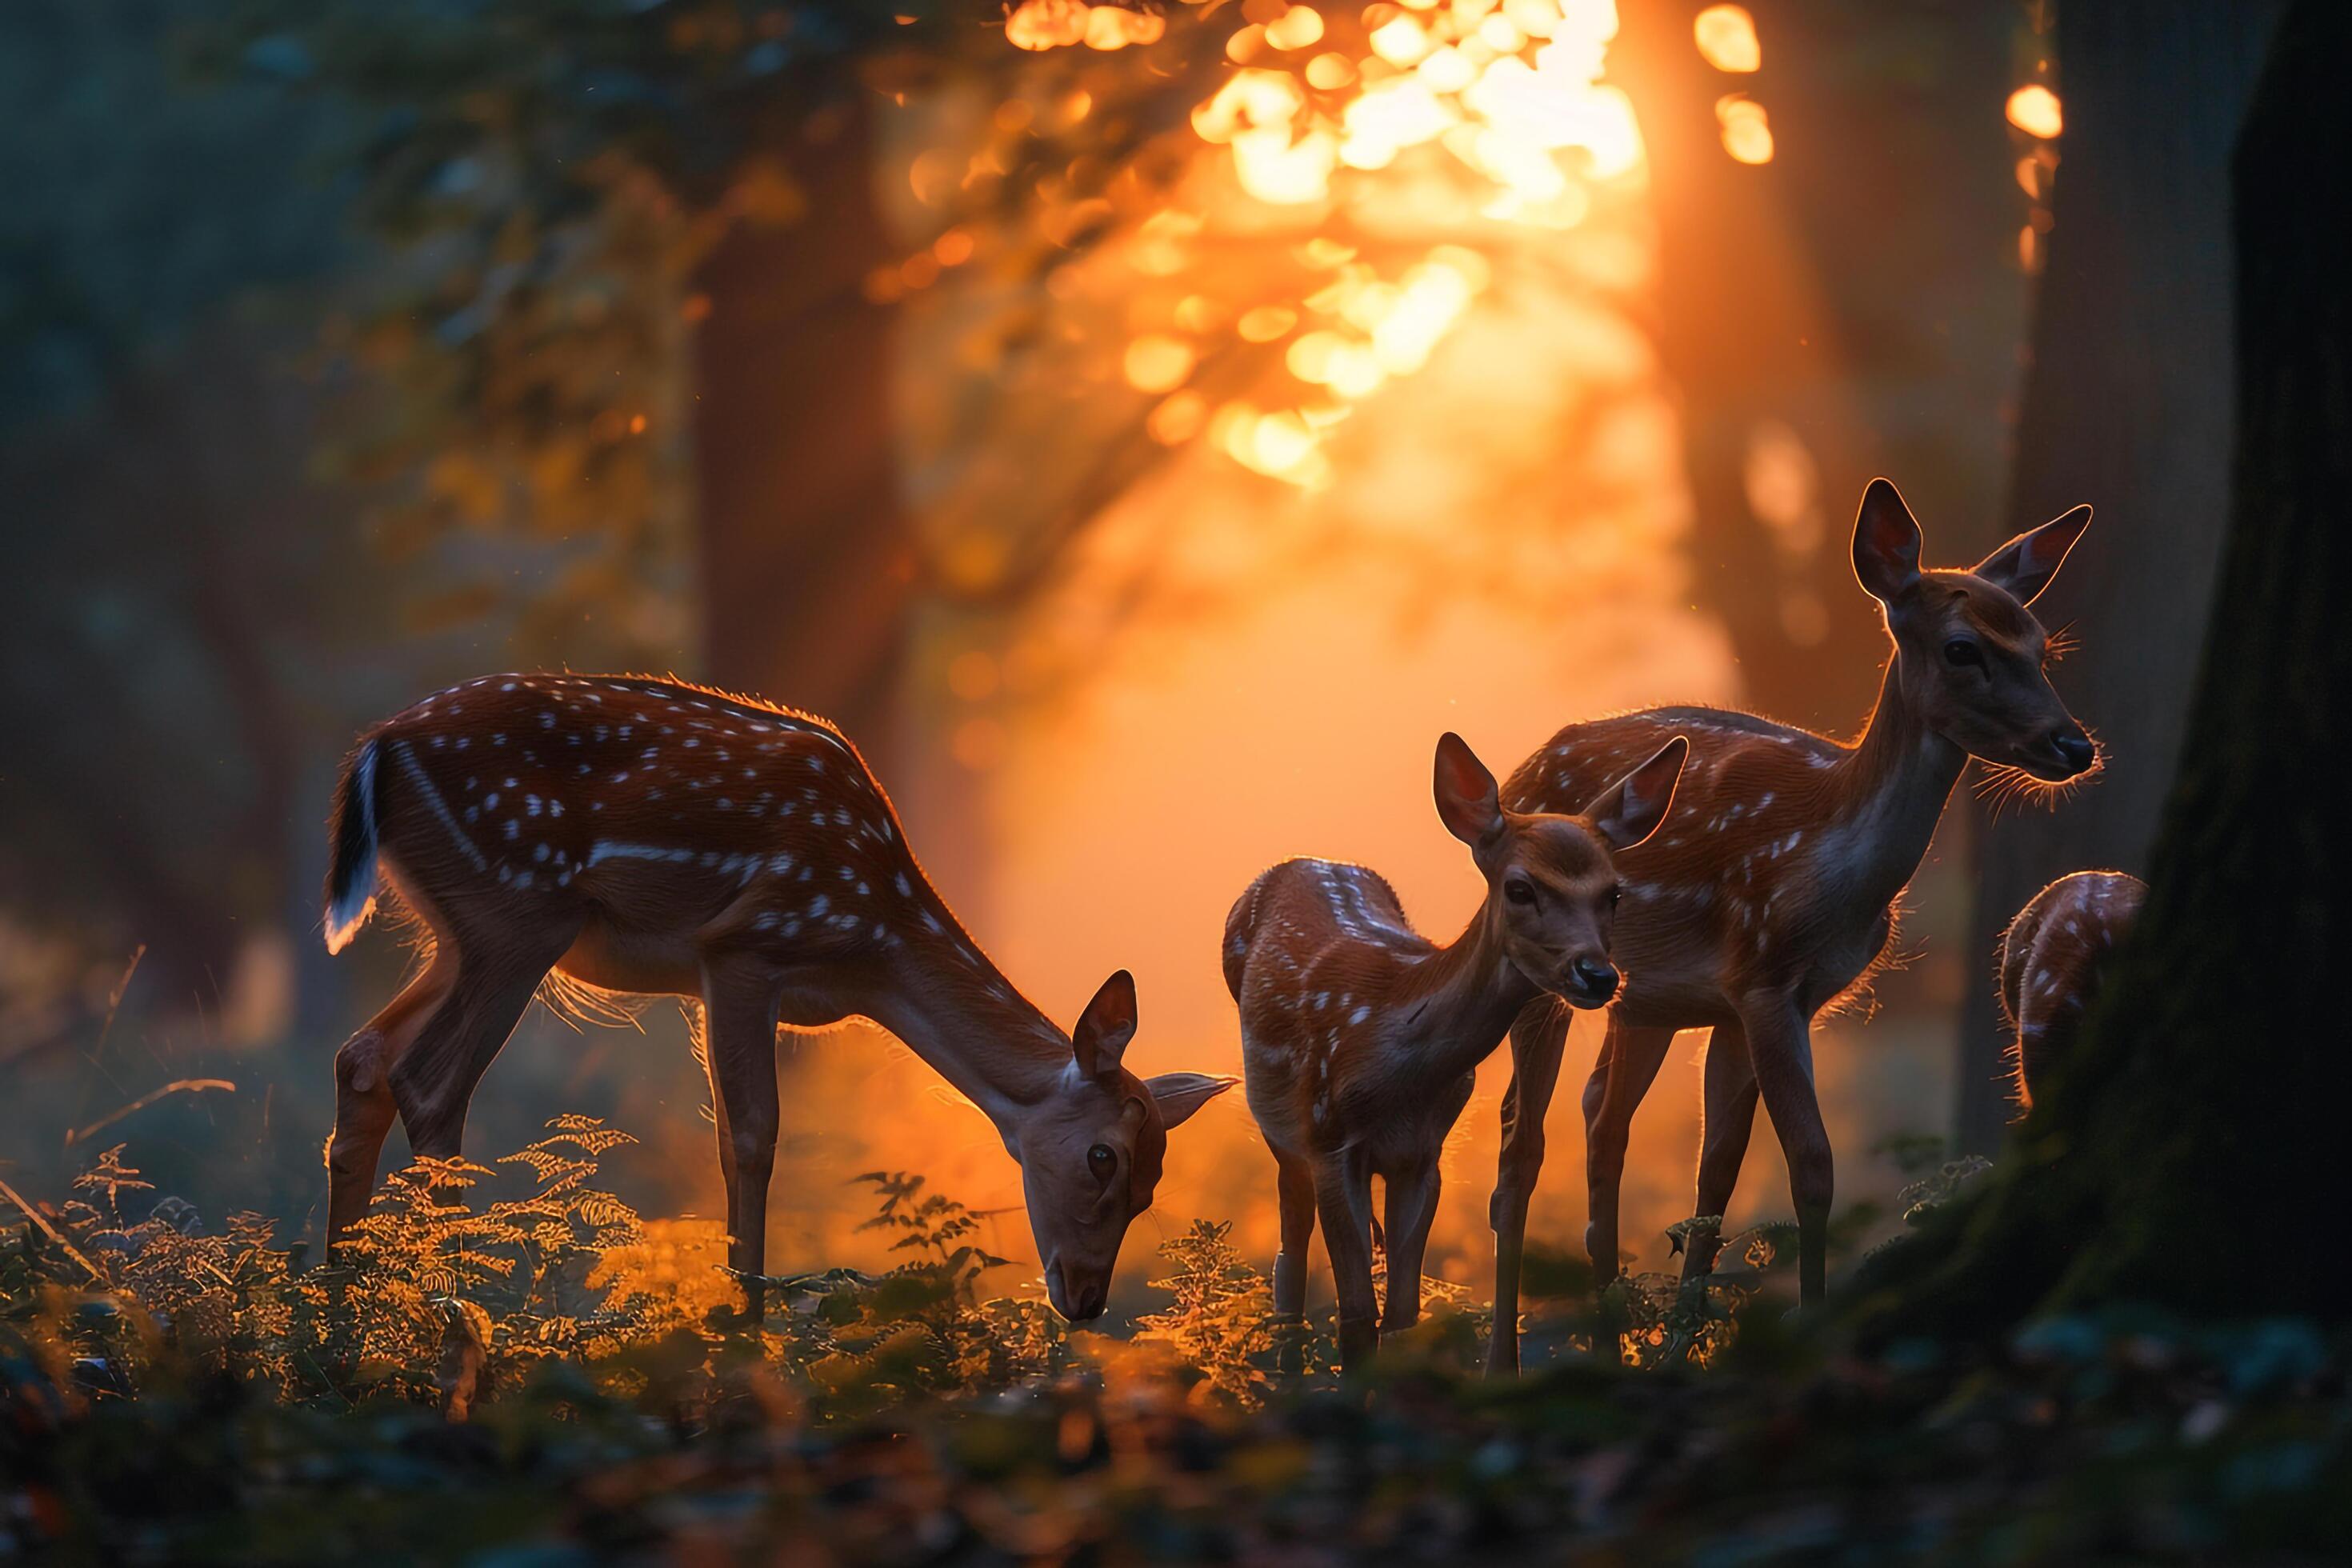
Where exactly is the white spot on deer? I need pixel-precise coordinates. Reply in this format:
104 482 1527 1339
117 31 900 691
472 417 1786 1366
484 793 500 810
1348 1006 1370 1026
810 895 830 917
501 682 517 692
504 820 521 841
533 843 550 862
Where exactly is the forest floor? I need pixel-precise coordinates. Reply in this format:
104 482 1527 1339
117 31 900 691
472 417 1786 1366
5 1129 2348 1563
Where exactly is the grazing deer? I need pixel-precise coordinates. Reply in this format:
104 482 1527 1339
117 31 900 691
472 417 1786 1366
1998 870 2145 1113
320 674 1234 1321
1484 478 2099 1368
1226 731 1686 1370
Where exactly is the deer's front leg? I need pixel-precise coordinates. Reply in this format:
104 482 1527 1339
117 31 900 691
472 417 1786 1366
1679 1021 1759 1288
702 955 786 1321
1314 1149 1381 1374
1738 993 1831 1306
1487 998 1569 1376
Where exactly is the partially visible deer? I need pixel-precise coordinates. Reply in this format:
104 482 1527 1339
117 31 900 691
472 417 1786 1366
1484 478 2100 1369
1226 731 1686 1370
321 674 1234 1321
1998 870 2145 1113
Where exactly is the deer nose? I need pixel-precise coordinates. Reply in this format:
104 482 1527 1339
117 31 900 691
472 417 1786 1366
1568 958 1619 1006
1069 1281 1107 1321
2048 730 2096 776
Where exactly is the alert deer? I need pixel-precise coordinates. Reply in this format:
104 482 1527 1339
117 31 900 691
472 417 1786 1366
1485 478 2100 1368
1226 731 1686 1370
321 674 1234 1321
1998 870 2145 1113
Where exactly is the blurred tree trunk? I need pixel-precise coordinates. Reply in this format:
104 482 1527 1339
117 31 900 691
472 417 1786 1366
1614 1 2018 736
1857 0 2349 1332
693 100 916 764
1954 0 2286 1150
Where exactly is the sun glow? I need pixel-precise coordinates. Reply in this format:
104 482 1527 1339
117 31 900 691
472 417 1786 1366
1009 0 1646 486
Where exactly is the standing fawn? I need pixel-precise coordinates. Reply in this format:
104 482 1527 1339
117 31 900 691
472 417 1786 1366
1998 870 2145 1113
321 674 1234 1321
1226 730 1687 1371
1483 478 2101 1368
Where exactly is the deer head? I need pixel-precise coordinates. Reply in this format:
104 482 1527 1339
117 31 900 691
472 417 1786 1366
1434 731 1687 1007
1012 969 1234 1321
1852 478 2098 783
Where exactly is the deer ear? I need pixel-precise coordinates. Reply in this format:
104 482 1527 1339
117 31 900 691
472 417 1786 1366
1583 735 1687 851
1072 968 1138 1080
1433 731 1504 849
1975 504 2092 605
1145 1071 1238 1130
1851 478 1923 604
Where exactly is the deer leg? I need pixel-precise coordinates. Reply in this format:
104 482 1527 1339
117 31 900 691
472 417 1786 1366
388 913 584 1165
702 957 786 1321
1315 1149 1381 1374
1487 998 1570 1376
1272 1147 1317 1375
1738 994 1832 1306
1582 1020 1676 1284
696 998 744 1273
1379 1158 1442 1334
1272 1147 1317 1319
1679 1022 1759 1287
327 952 454 1257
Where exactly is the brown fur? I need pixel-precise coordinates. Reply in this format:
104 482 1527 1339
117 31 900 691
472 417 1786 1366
1998 870 2146 1112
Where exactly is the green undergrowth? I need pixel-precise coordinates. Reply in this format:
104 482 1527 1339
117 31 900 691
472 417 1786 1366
6 1122 2348 1561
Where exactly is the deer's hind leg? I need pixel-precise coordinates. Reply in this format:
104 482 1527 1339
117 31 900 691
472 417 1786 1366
1582 1019 1677 1282
1315 1145 1381 1374
1271 1146 1318 1374
385 902 586 1162
1378 1155 1443 1334
1679 1022 1758 1287
329 949 455 1254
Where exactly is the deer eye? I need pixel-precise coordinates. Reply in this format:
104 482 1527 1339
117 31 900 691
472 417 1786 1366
1505 878 1537 906
1942 638 1985 669
1610 882 1623 910
1087 1143 1116 1180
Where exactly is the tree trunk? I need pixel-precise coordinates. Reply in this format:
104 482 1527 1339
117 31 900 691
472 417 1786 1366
692 99 916 763
1953 0 2286 1150
1856 0 2351 1333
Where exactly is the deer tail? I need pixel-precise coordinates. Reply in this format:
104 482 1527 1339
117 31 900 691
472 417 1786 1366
324 738 382 954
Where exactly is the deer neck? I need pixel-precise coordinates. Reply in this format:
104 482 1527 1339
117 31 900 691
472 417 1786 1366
1383 906 1540 1084
1826 651 1968 909
850 910 1072 1133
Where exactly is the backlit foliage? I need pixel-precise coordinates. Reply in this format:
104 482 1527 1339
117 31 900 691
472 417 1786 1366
974 0 1650 495
4 1120 1807 1433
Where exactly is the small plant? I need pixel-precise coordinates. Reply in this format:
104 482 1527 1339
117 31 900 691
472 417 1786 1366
1134 1219 1282 1404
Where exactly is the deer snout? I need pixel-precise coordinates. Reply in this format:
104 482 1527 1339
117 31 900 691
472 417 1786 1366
2045 727 2097 778
1565 957 1620 1007
1046 1259 1109 1322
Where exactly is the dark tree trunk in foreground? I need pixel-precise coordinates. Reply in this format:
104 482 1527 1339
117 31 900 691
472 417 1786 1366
694 99 916 762
1858 0 2350 1334
1954 0 2285 1150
